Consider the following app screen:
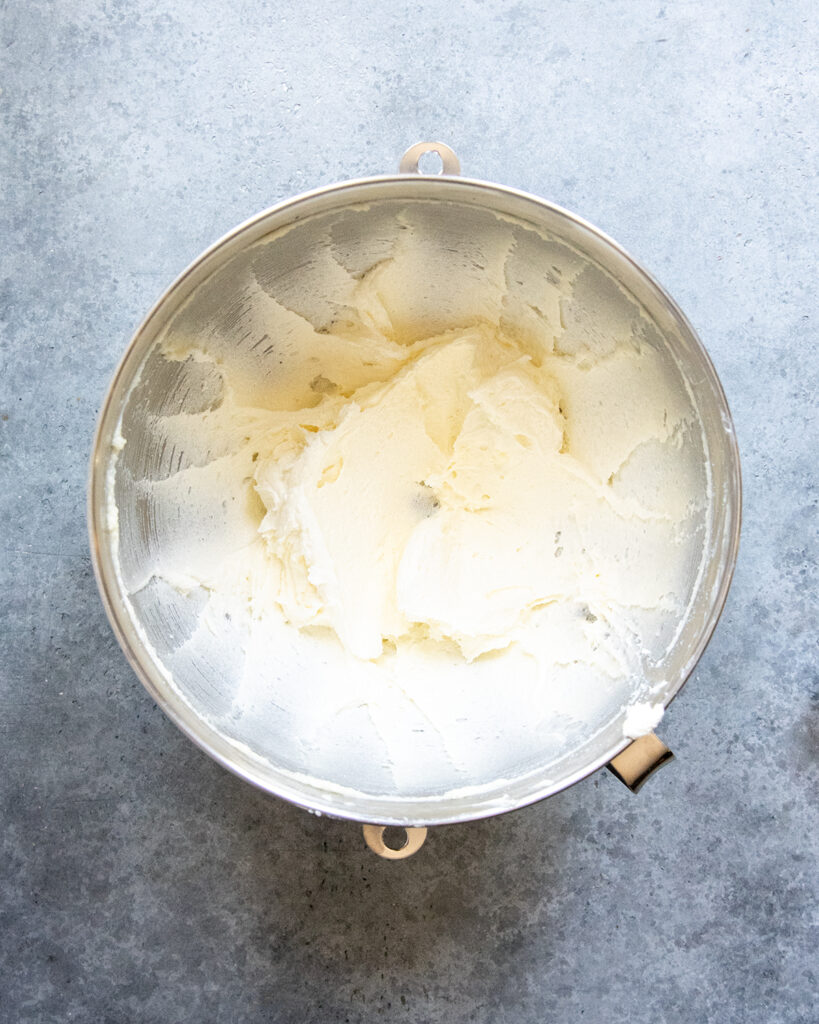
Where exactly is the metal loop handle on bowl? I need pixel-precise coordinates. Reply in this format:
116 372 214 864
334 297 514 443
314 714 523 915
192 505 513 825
363 824 428 859
399 141 461 176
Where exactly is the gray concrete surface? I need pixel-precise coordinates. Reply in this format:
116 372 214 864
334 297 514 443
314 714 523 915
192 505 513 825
1 2 816 1021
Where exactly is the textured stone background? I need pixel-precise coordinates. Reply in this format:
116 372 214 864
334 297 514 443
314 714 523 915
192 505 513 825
1 2 816 1021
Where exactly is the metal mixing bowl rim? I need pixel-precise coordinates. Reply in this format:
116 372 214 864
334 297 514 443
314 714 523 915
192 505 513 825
88 171 742 826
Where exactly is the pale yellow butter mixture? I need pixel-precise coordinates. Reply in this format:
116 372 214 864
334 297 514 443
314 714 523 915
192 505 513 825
154 241 704 680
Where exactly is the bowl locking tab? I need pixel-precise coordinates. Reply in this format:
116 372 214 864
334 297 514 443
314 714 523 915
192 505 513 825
607 733 675 793
399 141 461 176
362 824 428 860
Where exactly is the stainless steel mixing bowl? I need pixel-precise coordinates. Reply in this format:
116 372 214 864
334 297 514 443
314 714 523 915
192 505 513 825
89 142 741 856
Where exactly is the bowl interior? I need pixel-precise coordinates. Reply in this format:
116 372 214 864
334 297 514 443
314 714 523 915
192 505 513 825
90 178 740 825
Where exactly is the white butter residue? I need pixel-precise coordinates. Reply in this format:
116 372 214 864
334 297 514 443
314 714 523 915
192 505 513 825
106 202 710 794
622 700 665 739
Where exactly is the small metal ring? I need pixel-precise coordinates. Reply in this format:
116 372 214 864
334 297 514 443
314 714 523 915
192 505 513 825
399 141 461 176
362 824 428 859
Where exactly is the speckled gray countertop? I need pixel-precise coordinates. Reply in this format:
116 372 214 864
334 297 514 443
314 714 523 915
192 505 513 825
1 2 816 1021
